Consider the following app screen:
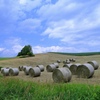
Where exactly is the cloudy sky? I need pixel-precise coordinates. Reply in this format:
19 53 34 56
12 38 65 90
0 0 100 57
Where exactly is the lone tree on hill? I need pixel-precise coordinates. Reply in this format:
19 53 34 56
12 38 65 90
17 45 35 57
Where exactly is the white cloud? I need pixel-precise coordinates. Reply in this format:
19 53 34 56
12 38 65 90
32 45 88 54
18 18 41 33
0 48 5 52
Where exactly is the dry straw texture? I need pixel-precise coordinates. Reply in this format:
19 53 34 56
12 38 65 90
18 66 23 71
57 60 61 63
24 66 32 75
53 63 59 68
2 68 10 76
76 63 94 78
36 65 44 72
22 66 28 71
87 60 99 70
63 64 73 68
29 67 41 77
52 67 72 83
9 68 19 76
69 63 81 75
46 64 57 72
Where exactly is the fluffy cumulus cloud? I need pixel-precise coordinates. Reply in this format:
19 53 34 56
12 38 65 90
0 0 100 57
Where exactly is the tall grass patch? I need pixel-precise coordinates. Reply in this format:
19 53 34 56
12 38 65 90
0 77 100 100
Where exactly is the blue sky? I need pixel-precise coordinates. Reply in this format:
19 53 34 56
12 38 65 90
0 0 100 57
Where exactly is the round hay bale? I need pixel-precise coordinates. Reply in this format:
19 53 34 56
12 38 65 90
69 63 81 75
53 63 59 68
52 67 72 83
36 65 44 72
22 66 28 71
63 64 73 68
63 60 70 64
9 68 19 76
1 68 5 74
87 61 99 70
24 66 33 75
18 66 23 71
76 63 94 78
29 67 41 77
57 60 61 63
46 64 57 72
2 68 9 76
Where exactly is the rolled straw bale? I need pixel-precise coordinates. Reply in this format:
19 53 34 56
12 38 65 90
24 66 32 75
36 65 44 72
57 60 61 63
18 66 23 71
63 64 73 68
53 63 59 68
9 68 19 76
87 61 99 70
1 68 5 74
76 63 94 78
46 64 57 72
22 66 28 71
52 67 72 83
69 63 81 75
2 68 9 76
29 67 41 77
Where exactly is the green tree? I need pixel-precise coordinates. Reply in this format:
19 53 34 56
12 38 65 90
17 45 35 57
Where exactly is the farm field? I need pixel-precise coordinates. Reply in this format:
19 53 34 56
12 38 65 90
0 52 100 85
0 52 100 99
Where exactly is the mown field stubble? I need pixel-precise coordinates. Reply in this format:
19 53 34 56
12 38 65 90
0 53 100 84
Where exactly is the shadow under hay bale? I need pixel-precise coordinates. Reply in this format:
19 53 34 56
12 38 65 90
29 67 41 77
24 66 33 75
46 64 57 72
63 64 73 68
87 60 99 70
69 63 81 75
36 65 44 72
52 67 72 83
9 68 19 76
76 63 94 78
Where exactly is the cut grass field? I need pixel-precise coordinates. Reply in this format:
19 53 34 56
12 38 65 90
0 52 100 99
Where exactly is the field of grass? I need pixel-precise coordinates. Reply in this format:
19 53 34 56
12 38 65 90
0 77 100 100
0 52 100 99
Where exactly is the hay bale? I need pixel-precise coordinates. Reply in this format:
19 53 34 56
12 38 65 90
63 64 73 68
22 66 28 71
63 60 70 64
69 63 81 75
24 66 32 75
76 63 94 78
57 60 61 63
1 68 5 74
87 61 99 70
52 67 72 83
46 64 57 72
2 68 9 76
9 68 19 76
36 65 44 72
53 63 59 68
18 66 23 71
29 67 41 77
